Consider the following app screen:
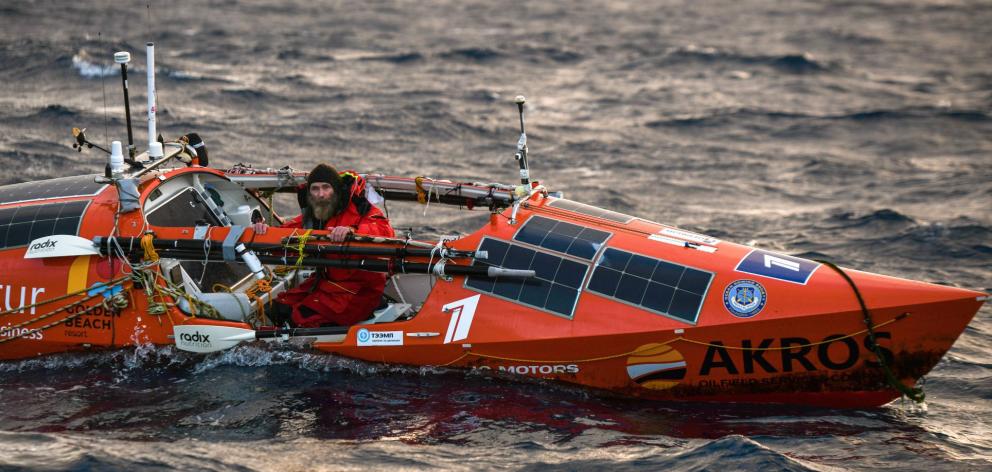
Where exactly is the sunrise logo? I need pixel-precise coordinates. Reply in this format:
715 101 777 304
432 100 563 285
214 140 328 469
626 343 687 390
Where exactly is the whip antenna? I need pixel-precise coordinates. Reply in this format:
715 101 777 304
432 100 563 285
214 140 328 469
145 42 162 158
513 95 531 185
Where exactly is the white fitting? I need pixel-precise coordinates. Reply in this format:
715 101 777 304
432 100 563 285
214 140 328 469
109 141 124 176
146 42 157 152
114 51 130 64
148 141 164 158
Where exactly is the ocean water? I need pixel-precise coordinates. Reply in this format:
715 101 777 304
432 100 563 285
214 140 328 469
0 0 990 470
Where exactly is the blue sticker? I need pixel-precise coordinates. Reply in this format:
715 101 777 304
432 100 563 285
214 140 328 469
356 328 370 343
86 282 124 299
723 280 766 318
734 249 820 285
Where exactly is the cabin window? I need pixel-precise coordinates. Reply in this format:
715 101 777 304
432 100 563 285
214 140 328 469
465 237 589 318
146 187 223 227
512 215 610 261
0 200 88 249
587 248 713 324
546 198 635 224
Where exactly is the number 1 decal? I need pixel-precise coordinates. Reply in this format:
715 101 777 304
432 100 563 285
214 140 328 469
443 294 480 344
763 254 801 272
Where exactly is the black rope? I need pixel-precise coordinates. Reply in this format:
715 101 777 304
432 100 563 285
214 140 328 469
817 259 925 403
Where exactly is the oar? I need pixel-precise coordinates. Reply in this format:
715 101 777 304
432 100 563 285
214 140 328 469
24 235 101 259
173 324 349 353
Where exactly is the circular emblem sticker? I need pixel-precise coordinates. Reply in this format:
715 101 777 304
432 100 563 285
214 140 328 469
723 280 766 318
356 328 370 343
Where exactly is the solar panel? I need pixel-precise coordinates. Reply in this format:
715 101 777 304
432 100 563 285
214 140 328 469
0 175 106 205
0 200 89 249
547 199 635 224
587 248 713 324
513 215 611 260
465 237 589 318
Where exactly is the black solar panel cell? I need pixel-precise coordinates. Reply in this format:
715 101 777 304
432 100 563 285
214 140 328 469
651 261 684 286
545 284 578 316
53 217 81 236
6 222 32 247
555 258 586 289
588 266 622 296
29 219 56 240
669 290 704 321
599 248 631 271
626 254 658 279
642 282 676 312
679 268 713 295
532 252 561 280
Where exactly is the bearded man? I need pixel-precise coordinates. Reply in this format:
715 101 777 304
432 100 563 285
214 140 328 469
253 164 394 327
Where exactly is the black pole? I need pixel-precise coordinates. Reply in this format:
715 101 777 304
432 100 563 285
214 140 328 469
114 52 136 161
119 63 135 159
514 95 530 185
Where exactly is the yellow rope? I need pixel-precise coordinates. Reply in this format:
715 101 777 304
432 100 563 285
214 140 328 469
414 176 427 204
140 233 159 262
444 314 908 366
294 230 312 268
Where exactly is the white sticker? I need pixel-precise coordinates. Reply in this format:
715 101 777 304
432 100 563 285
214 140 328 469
356 328 404 346
442 294 480 344
648 234 718 253
658 228 720 246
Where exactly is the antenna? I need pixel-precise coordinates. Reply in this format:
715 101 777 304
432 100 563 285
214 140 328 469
114 51 138 163
513 95 531 185
145 42 162 158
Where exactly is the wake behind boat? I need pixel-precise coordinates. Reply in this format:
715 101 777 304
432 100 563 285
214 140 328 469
0 45 985 408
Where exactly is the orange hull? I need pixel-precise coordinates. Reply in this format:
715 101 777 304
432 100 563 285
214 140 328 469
0 162 984 408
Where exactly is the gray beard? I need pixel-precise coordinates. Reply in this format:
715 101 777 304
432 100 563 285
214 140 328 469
309 194 338 222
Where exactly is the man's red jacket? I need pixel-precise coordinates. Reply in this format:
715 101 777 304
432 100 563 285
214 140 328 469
275 176 394 327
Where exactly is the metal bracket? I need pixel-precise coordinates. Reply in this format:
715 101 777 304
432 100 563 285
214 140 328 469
222 225 246 261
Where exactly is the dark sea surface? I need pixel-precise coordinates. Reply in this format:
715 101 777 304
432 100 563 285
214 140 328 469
1 0 990 470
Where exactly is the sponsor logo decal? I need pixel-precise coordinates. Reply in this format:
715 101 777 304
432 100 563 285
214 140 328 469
29 239 58 252
442 294 480 344
356 328 403 346
658 228 720 246
698 332 893 376
0 284 46 315
734 249 820 285
176 331 213 349
626 343 686 390
0 324 43 341
723 280 766 318
478 364 580 375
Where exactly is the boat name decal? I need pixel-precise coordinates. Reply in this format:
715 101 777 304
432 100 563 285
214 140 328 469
442 294 480 344
723 280 766 318
734 249 820 285
356 328 404 346
699 332 893 376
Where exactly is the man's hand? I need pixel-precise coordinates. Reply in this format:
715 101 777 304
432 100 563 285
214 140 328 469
252 222 269 235
329 226 353 242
